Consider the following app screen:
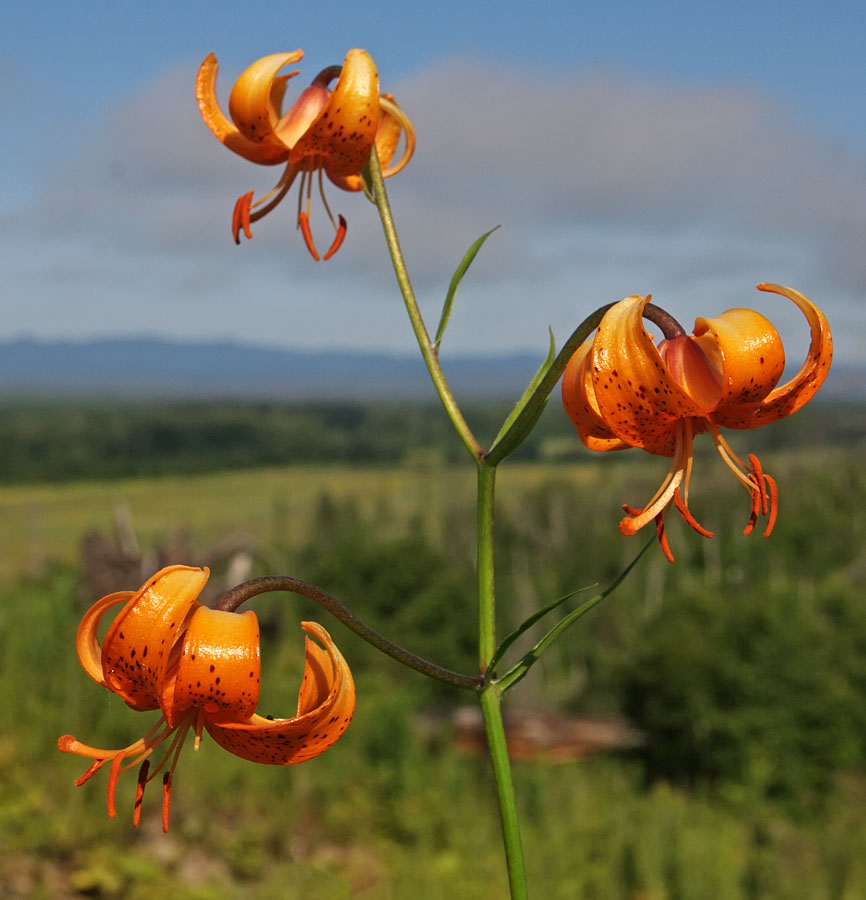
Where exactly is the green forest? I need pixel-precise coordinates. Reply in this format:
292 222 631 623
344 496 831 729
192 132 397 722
1 398 864 898
1 398 864 482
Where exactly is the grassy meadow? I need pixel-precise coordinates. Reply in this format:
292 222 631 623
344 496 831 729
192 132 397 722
1 401 865 898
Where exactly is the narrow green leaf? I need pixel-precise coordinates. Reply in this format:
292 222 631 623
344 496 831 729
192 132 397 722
488 328 557 457
497 536 655 693
484 583 596 685
485 302 615 468
434 226 500 348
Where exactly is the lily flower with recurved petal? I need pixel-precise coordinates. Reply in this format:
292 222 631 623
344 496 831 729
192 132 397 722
561 283 832 562
196 48 415 259
59 565 354 831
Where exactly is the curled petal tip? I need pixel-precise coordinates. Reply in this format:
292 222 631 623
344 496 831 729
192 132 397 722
196 53 291 165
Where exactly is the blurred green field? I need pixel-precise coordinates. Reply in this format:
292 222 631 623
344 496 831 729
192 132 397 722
0 460 614 587
1 415 865 898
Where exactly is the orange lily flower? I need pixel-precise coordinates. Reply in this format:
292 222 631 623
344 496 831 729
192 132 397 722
561 283 832 561
59 565 354 831
196 47 415 259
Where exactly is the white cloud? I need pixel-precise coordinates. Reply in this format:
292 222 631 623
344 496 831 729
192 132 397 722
3 56 864 363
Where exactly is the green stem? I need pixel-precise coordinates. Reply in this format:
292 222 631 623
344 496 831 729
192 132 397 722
477 461 529 898
363 149 483 461
481 686 528 900
477 462 498 668
214 575 481 691
366 148 527 897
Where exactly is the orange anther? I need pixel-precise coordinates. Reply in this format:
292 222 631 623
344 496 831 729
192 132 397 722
763 474 778 537
748 454 768 515
655 513 675 564
673 486 713 538
232 191 255 243
72 758 101 787
298 210 320 261
162 772 172 834
106 754 124 819
323 214 348 260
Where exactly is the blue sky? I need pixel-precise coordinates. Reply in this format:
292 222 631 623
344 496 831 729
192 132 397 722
2 0 864 367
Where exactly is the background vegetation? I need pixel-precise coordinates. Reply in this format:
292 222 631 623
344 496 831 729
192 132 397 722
0 399 864 898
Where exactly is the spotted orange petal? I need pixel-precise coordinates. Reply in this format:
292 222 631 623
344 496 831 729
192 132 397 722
561 337 630 452
290 49 380 179
196 53 293 165
691 306 785 413
160 607 261 728
228 52 305 149
205 621 355 765
590 295 704 455
710 283 833 429
329 94 416 192
101 566 210 712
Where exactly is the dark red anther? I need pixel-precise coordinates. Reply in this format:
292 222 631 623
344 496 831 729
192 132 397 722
133 760 150 827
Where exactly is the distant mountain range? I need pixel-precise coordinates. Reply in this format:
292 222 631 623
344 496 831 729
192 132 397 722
0 337 862 400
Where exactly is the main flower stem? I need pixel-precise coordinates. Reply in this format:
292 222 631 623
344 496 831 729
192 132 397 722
368 151 529 898
481 686 528 899
363 150 483 461
478 461 528 899
477 462 498 667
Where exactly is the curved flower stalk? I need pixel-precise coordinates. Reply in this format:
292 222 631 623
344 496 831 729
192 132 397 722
59 565 354 831
196 48 415 259
562 283 832 561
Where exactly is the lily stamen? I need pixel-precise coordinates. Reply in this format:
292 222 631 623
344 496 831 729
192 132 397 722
673 486 714 538
655 514 674 564
743 456 778 537
747 454 769 516
232 165 298 243
710 427 778 535
708 426 758 492
620 466 684 536
317 167 337 229
323 216 348 260
162 773 173 835
232 191 255 242
298 211 319 261
763 475 779 536
133 761 149 827
562 285 832 560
